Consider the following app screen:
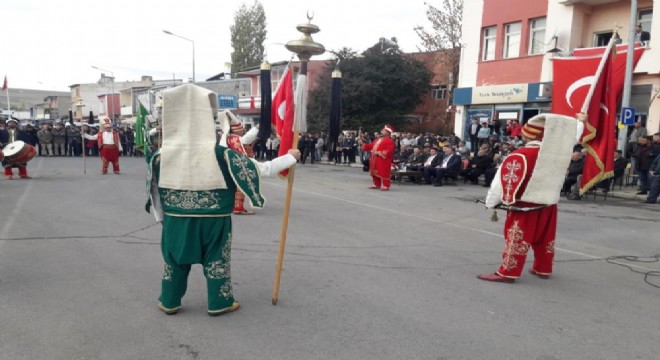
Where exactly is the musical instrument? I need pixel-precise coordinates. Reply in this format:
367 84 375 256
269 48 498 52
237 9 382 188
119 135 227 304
2 141 37 164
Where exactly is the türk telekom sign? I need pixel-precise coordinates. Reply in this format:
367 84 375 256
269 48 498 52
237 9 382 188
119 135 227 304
471 84 528 104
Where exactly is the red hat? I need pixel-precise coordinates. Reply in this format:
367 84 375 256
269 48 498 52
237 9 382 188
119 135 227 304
521 115 545 140
382 125 395 134
101 117 112 128
230 117 244 135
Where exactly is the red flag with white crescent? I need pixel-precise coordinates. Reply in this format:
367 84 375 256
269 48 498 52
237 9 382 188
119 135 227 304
271 66 295 178
572 43 645 104
552 40 617 194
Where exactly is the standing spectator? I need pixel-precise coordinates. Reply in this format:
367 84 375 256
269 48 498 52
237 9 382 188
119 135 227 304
507 120 523 139
265 134 279 160
468 118 481 154
125 127 135 156
51 122 67 156
644 151 660 204
66 123 82 156
300 133 315 164
341 133 355 164
477 121 491 147
37 124 53 156
315 135 324 162
628 120 647 170
634 24 651 43
24 123 39 153
119 128 129 156
634 136 653 195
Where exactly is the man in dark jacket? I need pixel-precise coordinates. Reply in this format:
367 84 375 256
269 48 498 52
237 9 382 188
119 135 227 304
634 136 653 195
460 148 494 184
431 145 462 187
562 151 585 193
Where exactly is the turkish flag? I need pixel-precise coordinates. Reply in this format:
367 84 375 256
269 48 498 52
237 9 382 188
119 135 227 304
552 42 617 194
2 76 7 92
271 66 295 177
572 43 644 103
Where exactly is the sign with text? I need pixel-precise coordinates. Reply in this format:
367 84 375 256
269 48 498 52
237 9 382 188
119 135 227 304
471 84 528 104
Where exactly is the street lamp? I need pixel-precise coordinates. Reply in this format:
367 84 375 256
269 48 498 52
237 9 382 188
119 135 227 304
91 65 115 123
163 30 195 83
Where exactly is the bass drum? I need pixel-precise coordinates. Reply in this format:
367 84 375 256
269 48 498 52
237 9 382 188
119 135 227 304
2 141 37 164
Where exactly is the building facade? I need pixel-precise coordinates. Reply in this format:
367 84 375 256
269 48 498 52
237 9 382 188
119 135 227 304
454 0 659 145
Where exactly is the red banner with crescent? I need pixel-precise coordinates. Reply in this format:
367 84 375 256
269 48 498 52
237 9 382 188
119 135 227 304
271 66 295 178
572 44 645 106
551 43 617 194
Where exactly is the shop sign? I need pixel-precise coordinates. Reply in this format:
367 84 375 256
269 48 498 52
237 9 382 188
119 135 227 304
472 84 528 104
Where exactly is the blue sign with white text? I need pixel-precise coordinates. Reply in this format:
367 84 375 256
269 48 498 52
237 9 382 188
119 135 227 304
621 107 636 125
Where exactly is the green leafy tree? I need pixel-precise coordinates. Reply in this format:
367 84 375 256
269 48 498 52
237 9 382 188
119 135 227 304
230 1 267 75
307 46 432 134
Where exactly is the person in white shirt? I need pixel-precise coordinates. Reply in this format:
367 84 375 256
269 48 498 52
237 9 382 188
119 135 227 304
83 117 123 174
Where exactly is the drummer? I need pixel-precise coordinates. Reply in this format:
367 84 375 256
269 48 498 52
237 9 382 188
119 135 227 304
0 118 32 180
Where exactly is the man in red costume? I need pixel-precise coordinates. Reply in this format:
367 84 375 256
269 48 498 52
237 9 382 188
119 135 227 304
84 117 122 174
359 125 395 191
478 113 581 283
219 110 259 215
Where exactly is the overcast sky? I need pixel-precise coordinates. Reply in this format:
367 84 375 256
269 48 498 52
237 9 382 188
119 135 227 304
2 0 431 92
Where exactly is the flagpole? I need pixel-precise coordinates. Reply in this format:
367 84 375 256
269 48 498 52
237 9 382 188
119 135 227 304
272 130 299 305
272 14 325 305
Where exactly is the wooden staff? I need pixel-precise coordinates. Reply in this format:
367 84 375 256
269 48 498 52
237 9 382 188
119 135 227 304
272 131 299 305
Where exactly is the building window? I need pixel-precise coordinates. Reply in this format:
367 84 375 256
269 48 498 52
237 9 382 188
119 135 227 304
638 9 653 32
503 22 521 58
482 26 496 61
529 18 546 55
593 31 614 47
432 85 447 100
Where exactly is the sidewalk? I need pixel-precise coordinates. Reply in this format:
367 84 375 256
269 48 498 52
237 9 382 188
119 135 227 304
313 160 651 202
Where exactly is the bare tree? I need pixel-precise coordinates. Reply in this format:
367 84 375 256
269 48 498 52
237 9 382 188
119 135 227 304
414 0 463 98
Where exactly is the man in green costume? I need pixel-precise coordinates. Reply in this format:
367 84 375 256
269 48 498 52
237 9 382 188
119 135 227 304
146 84 300 316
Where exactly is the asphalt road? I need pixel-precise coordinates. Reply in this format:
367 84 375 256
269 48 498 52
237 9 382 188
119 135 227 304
1 156 659 360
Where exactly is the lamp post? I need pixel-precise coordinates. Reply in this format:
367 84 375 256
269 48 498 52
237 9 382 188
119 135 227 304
91 66 115 123
163 30 195 83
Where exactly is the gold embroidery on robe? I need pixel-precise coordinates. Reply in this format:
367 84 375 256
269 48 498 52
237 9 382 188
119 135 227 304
501 220 529 271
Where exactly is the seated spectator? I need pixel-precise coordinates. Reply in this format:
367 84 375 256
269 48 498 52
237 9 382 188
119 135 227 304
597 149 629 191
429 145 461 187
562 151 585 193
422 147 442 184
459 148 494 185
398 144 413 164
456 141 470 160
404 146 427 172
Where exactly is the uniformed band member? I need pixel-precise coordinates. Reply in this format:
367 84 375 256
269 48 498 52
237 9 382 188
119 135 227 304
83 117 122 174
1 119 32 180
146 84 300 316
359 125 396 191
478 113 579 282
220 110 260 215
